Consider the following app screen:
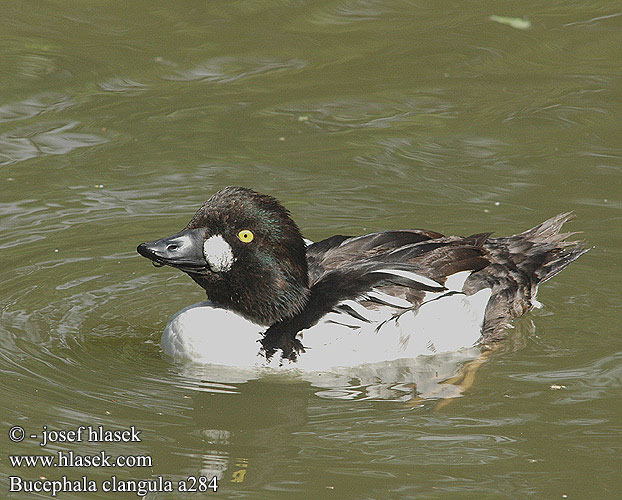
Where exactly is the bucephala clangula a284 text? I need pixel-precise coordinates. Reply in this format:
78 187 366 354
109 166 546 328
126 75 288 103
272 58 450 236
137 186 587 369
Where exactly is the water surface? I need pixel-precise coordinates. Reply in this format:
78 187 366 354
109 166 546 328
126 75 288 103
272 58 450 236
1 1 620 498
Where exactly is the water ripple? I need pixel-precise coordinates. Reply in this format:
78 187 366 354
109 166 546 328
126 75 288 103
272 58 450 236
0 93 75 123
0 121 107 165
97 78 150 93
161 56 306 83
269 93 454 132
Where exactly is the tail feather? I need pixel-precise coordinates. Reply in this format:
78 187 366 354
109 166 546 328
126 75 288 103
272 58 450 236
517 212 589 283
499 212 588 284
536 242 589 283
517 212 576 241
468 213 589 341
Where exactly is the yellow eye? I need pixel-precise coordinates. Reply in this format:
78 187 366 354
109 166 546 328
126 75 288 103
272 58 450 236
237 229 254 243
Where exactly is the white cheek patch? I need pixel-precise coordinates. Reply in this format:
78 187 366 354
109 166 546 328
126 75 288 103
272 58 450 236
203 235 235 272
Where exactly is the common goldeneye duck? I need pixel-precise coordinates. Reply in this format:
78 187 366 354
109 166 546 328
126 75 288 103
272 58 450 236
137 186 587 369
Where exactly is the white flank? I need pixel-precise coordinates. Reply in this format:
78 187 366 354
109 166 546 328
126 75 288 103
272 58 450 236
444 270 472 292
396 288 492 355
159 284 494 370
203 235 235 272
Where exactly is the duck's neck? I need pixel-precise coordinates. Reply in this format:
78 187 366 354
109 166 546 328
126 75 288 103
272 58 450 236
188 264 310 327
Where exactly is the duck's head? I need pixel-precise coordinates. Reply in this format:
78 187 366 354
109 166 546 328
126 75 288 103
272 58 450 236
137 186 310 325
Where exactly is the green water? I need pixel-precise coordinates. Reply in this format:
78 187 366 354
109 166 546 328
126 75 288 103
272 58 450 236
1 1 620 499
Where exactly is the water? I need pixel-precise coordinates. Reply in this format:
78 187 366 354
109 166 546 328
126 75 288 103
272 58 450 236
1 1 620 498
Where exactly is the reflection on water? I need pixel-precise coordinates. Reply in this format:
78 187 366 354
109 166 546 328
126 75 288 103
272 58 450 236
169 346 487 401
1 0 620 498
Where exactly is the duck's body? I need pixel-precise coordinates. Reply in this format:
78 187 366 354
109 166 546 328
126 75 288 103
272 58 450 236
137 187 587 369
160 284 491 370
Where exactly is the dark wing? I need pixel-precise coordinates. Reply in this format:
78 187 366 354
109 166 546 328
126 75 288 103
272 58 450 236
265 214 587 361
307 230 491 288
263 233 491 361
326 234 492 323
306 229 444 283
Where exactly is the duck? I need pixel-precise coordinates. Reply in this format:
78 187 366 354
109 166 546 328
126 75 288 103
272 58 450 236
137 186 587 370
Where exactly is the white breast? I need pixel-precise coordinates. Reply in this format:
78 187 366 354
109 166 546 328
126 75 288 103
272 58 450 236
161 302 266 367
